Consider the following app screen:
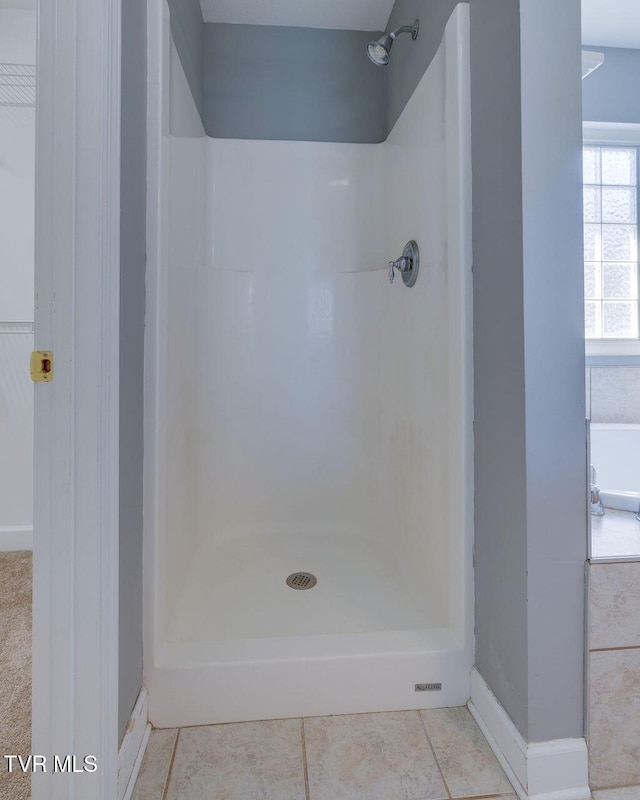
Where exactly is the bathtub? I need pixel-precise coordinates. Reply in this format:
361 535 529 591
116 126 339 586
590 423 640 513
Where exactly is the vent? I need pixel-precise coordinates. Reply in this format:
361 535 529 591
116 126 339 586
286 572 317 590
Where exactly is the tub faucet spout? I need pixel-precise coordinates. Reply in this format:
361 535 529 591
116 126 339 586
590 464 605 517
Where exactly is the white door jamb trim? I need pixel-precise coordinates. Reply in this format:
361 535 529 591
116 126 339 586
32 0 121 797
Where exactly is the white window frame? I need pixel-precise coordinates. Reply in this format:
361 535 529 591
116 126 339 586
583 121 640 364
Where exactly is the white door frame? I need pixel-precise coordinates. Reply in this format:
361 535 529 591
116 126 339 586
32 0 121 797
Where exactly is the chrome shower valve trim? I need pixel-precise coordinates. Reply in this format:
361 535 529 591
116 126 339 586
389 240 420 287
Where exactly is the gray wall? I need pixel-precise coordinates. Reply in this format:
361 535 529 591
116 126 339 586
119 0 146 743
471 0 529 737
583 46 640 124
203 24 386 143
519 0 586 742
472 0 587 742
167 0 204 122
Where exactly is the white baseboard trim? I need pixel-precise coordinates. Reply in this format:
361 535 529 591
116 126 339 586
468 668 590 800
0 526 33 552
119 687 151 800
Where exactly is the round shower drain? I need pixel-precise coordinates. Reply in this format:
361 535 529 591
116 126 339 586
286 572 317 590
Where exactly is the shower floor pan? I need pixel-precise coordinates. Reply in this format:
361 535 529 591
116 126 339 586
148 532 471 727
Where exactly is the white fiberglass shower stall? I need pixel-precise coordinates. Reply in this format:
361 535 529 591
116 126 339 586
145 2 473 727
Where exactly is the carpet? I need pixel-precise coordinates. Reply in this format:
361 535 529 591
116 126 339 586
0 551 32 800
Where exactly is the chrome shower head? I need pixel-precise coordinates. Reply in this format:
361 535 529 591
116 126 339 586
367 33 394 66
366 19 419 67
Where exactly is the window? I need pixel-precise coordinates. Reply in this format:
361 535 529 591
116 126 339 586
583 144 639 340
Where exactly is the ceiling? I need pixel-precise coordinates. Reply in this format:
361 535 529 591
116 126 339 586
200 1 640 44
1 0 637 46
582 0 640 49
199 0 395 31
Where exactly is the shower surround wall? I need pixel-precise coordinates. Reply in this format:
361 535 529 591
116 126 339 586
146 4 472 727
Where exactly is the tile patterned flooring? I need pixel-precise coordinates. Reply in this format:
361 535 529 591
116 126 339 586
132 706 516 800
592 790 640 800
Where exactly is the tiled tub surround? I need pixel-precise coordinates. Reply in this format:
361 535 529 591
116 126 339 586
132 707 515 800
588 560 640 791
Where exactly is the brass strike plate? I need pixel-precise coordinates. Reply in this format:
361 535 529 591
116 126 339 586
30 351 53 382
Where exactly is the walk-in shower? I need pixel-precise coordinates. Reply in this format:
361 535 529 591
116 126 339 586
144 2 473 728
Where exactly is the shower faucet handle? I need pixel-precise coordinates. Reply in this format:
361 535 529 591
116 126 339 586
388 256 411 284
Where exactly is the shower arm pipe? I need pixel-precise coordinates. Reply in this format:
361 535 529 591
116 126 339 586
390 24 417 40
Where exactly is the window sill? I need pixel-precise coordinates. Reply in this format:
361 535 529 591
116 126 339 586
586 340 640 366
